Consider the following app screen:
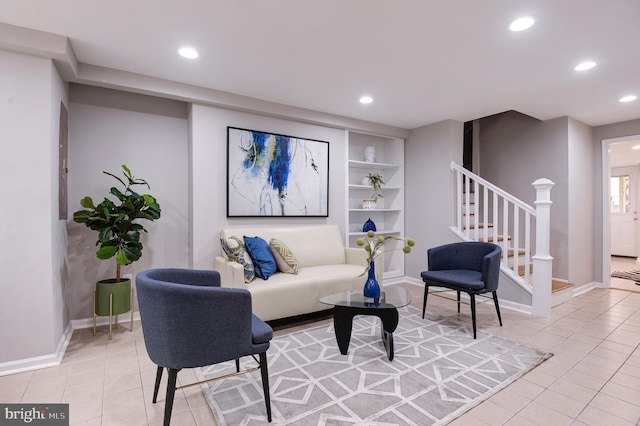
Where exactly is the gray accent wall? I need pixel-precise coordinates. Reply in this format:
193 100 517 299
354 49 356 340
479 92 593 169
405 120 463 279
478 112 570 281
67 85 190 320
568 118 594 288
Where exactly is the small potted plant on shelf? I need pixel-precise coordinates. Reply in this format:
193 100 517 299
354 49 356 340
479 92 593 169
73 164 161 338
362 173 385 209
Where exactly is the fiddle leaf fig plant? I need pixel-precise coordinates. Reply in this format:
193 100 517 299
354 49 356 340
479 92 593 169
73 165 161 282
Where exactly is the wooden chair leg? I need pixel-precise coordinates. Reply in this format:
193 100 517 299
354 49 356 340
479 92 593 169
163 368 179 426
456 290 461 313
259 352 272 422
422 284 429 319
153 366 163 403
493 291 503 326
469 294 477 339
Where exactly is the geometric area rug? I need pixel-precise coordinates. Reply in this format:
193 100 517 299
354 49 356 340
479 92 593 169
197 306 552 425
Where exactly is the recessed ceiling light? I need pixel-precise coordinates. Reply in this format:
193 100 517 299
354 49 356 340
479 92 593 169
178 47 199 59
632 145 640 150
620 95 637 103
574 61 596 71
359 96 373 104
509 16 535 32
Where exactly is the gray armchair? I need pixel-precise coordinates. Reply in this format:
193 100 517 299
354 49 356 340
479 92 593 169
420 242 503 339
136 268 272 425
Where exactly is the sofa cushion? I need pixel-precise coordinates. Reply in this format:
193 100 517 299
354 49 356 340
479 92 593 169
244 236 278 280
220 236 255 283
270 238 298 274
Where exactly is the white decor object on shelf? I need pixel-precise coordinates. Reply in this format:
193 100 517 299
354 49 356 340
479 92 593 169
362 199 377 209
364 146 376 162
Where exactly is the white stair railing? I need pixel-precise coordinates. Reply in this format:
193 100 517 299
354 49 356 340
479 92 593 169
450 162 554 315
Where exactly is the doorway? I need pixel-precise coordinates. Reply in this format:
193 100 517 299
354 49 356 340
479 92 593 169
603 134 640 290
610 166 638 257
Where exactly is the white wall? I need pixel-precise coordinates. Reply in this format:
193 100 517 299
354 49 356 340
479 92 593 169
0 51 64 363
67 85 190 320
404 120 464 279
190 104 347 269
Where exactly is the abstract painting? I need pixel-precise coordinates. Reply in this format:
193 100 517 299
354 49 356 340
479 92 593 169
227 127 329 217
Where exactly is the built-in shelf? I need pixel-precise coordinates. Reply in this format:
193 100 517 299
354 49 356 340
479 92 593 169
349 160 400 170
348 184 401 191
347 131 405 280
349 208 401 212
348 229 401 236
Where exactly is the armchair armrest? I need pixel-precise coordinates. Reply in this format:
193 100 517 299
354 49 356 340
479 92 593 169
214 256 246 289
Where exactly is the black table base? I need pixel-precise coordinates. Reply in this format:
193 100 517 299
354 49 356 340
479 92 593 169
332 305 399 361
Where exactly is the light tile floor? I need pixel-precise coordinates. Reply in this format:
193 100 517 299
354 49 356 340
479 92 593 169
1 281 640 425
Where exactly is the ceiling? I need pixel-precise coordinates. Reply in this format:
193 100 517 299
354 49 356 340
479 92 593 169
1 0 639 129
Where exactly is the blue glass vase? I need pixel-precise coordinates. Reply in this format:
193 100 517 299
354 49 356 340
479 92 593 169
363 261 380 299
362 218 377 232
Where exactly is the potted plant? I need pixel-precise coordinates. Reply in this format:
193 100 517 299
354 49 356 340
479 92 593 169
73 164 161 337
362 173 385 209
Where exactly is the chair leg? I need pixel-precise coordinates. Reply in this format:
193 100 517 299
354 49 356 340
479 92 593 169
163 368 179 426
259 352 272 422
456 290 461 313
153 366 163 403
422 284 429 319
469 294 477 339
235 359 240 373
492 291 503 326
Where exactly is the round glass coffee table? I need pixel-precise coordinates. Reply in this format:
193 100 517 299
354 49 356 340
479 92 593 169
319 286 411 361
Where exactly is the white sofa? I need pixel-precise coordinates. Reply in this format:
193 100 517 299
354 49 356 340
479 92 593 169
214 224 383 321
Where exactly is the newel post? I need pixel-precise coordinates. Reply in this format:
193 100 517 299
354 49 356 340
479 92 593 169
531 178 555 317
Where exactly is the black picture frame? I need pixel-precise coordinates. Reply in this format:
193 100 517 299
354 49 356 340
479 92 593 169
227 126 330 217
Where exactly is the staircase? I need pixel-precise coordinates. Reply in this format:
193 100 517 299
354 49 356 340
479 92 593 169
450 162 564 316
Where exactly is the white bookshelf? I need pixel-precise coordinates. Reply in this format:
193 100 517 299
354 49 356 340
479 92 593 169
346 131 405 280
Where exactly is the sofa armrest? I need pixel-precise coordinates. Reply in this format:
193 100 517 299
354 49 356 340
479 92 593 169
345 247 384 284
213 256 246 289
345 247 368 266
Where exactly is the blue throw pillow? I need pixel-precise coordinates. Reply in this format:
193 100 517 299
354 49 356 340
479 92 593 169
243 236 278 280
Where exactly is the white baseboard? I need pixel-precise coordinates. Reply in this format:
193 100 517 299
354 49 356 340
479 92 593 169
0 311 141 377
0 322 73 377
573 281 598 296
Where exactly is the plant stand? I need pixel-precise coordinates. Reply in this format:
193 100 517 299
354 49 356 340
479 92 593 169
93 279 134 340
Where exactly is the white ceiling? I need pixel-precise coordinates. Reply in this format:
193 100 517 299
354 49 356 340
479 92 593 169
1 0 639 129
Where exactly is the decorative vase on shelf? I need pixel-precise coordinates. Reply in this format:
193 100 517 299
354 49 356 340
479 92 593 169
363 261 380 299
362 218 377 232
364 146 376 162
